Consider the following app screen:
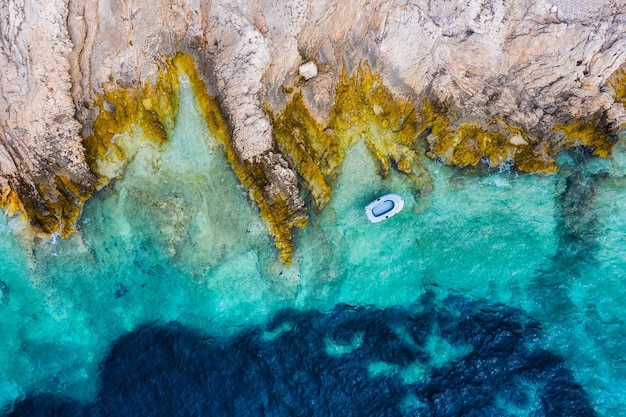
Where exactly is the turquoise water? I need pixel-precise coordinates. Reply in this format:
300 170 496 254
0 77 625 415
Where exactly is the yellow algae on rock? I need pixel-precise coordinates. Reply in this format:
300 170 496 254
266 92 334 210
14 175 90 238
170 53 230 145
419 99 560 173
270 62 433 200
0 170 93 240
609 65 626 135
554 120 615 158
172 53 306 264
0 185 24 215
608 65 626 106
514 142 558 174
419 95 620 174
224 151 307 265
84 62 180 188
0 186 33 243
430 121 542 170
328 63 431 193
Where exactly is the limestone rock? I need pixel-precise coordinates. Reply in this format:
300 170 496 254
0 0 94 235
299 61 318 80
510 135 529 146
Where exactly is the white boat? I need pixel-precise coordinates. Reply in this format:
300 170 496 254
364 193 404 223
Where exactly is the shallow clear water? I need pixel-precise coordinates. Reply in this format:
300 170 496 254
0 79 625 416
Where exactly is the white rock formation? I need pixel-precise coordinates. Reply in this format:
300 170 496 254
299 61 318 80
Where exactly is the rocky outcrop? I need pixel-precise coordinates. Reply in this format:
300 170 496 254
1 0 626 259
0 0 94 237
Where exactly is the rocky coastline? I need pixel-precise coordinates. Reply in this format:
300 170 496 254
1 0 625 262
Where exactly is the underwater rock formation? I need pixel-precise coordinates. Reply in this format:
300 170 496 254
2 296 597 416
1 0 626 259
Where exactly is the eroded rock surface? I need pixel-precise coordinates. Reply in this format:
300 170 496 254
0 0 94 236
1 0 626 258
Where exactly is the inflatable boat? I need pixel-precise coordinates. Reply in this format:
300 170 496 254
364 193 404 223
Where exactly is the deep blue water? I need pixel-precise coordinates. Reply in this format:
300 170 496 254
5 295 595 417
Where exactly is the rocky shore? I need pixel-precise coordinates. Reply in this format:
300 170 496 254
1 0 625 261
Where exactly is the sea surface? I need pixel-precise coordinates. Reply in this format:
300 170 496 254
0 78 625 416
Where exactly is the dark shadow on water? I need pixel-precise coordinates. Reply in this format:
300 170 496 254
3 293 595 417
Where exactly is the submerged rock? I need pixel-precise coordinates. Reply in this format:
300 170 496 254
0 281 8 304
